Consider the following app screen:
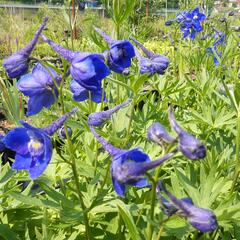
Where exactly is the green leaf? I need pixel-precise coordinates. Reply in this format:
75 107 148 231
0 224 18 240
117 201 140 240
9 192 61 210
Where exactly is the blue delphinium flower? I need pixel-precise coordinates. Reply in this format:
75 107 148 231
176 7 206 39
17 63 61 116
70 79 106 103
206 30 225 66
88 100 131 126
3 17 48 79
147 122 175 145
131 38 169 75
41 35 110 91
169 106 206 160
90 126 177 197
3 108 77 179
94 27 135 73
157 182 218 232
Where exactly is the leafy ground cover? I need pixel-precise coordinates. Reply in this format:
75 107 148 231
0 1 240 239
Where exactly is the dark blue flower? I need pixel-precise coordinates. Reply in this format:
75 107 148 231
90 124 176 197
17 63 61 116
176 7 206 39
147 122 175 145
94 27 135 73
110 148 176 197
157 182 218 232
3 17 48 79
70 79 106 103
88 100 131 126
3 108 77 179
41 35 110 91
131 38 169 75
169 106 206 160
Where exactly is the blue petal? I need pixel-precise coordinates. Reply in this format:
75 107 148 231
91 88 107 103
32 63 58 81
71 57 96 81
127 148 150 163
29 134 52 179
131 178 148 187
17 73 45 96
112 177 126 197
70 80 89 102
3 128 29 155
91 56 110 81
27 91 56 116
12 153 32 170
3 53 28 78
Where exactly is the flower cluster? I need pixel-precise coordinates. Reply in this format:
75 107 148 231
206 30 225 66
87 101 217 232
165 7 206 40
148 106 206 160
88 101 177 197
176 7 206 39
1 12 220 236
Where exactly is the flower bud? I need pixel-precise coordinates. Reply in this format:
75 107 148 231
88 100 131 127
169 107 206 160
147 122 175 144
165 20 174 26
219 17 226 23
58 126 73 139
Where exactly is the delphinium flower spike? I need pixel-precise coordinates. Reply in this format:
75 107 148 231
131 38 169 75
90 126 177 197
88 99 131 126
157 181 218 232
169 106 206 160
206 29 225 66
94 27 135 73
176 7 206 39
17 63 61 116
3 108 77 179
147 122 175 145
3 16 48 78
41 35 110 95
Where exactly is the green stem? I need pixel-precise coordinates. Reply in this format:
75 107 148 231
147 148 165 240
58 71 91 240
124 101 135 146
231 110 240 193
99 161 111 192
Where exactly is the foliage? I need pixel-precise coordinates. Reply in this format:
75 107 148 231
0 2 240 240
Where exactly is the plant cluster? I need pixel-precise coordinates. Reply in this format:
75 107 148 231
0 1 239 239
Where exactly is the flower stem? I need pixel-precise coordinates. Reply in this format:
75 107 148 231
231 110 240 193
147 148 166 240
124 100 135 146
59 70 91 240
